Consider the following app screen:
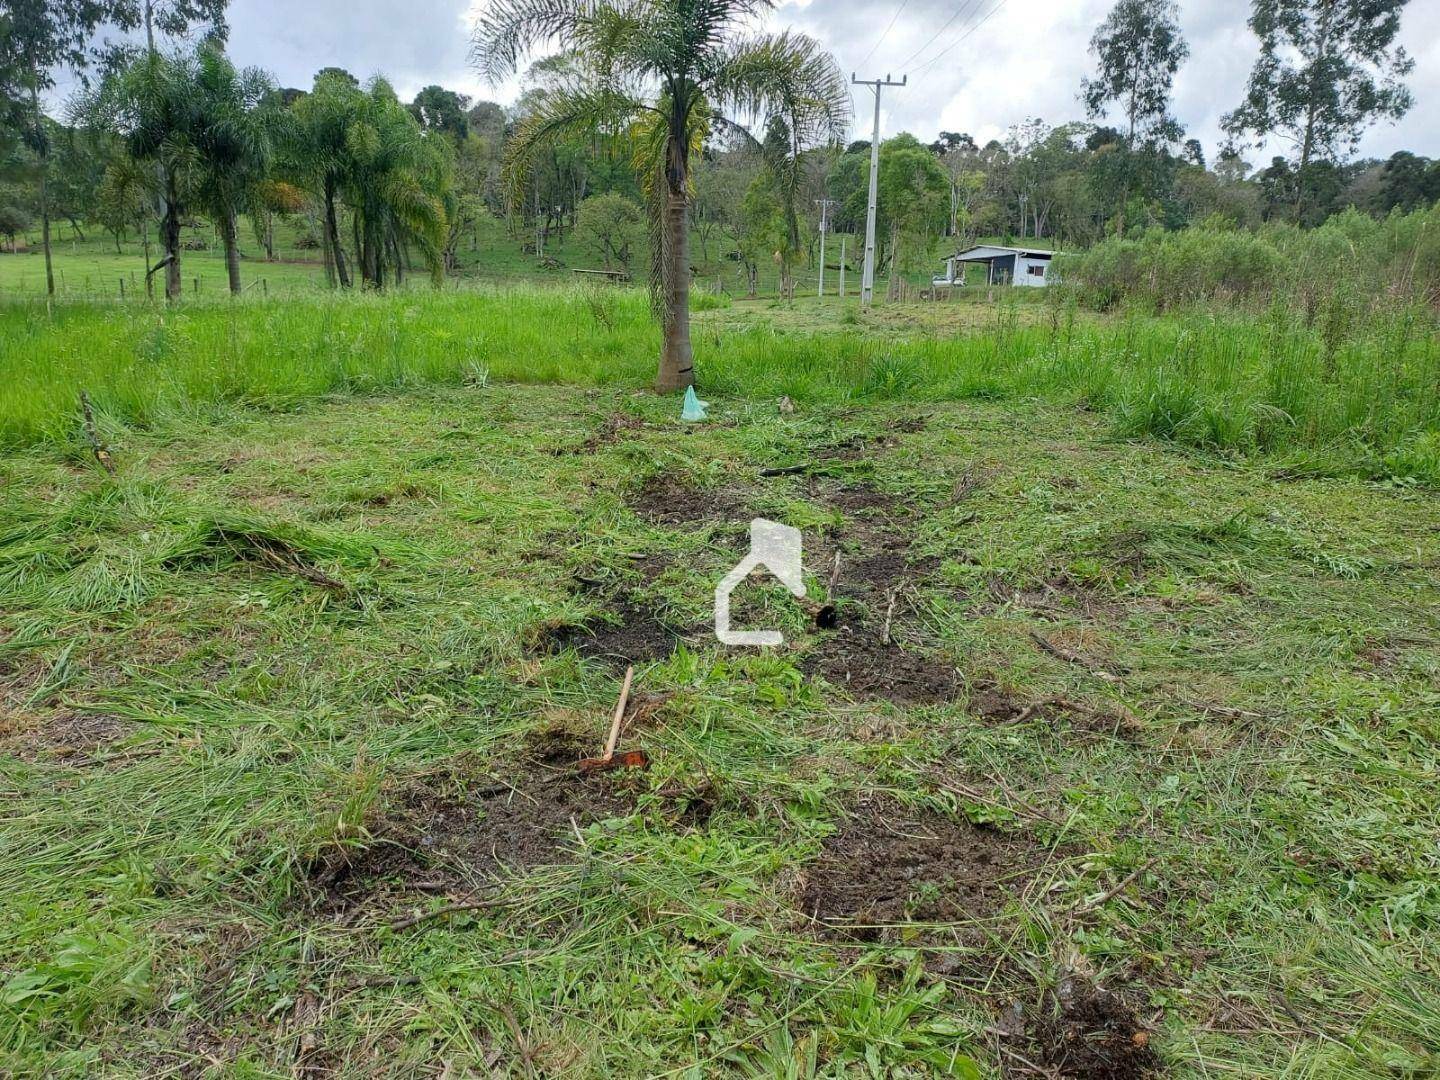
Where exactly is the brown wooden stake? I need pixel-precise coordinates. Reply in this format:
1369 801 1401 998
602 665 634 758
880 587 899 645
578 666 644 773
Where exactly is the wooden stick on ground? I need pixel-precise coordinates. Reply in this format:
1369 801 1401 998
387 896 506 932
1072 857 1158 918
880 587 899 646
603 665 635 759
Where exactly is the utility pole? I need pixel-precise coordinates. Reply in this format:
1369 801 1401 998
852 74 905 309
815 199 836 298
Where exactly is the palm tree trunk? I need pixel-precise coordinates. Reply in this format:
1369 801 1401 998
325 184 351 289
162 173 182 302
221 209 242 294
656 186 694 391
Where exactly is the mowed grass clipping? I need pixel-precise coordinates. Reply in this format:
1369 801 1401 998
1 384 1437 1076
3 285 1439 483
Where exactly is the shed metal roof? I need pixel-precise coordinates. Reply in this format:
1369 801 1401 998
946 245 1061 262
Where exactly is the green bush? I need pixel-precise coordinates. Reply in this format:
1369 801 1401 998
1060 202 1440 315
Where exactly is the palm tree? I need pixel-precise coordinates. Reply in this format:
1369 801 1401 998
188 45 275 294
283 71 362 288
282 75 450 290
474 0 850 391
342 80 449 289
90 49 201 301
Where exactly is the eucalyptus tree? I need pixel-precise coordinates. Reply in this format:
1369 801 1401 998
1081 0 1188 233
473 0 850 392
1224 0 1413 202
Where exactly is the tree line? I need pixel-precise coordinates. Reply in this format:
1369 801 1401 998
1 0 1430 386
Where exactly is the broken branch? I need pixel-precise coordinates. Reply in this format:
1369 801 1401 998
880 587 900 646
387 896 506 932
79 392 116 476
1073 858 1158 917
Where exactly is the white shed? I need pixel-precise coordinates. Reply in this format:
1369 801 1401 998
934 245 1061 289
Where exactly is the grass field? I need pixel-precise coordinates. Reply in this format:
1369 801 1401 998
0 213 882 301
1 372 1437 1076
2 285 1437 486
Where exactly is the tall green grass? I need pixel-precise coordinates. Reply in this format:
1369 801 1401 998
3 282 1437 483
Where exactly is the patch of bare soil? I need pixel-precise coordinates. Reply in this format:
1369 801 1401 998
800 478 956 702
555 411 649 456
629 473 754 526
804 623 961 704
848 545 941 597
533 596 687 670
1000 977 1163 1079
306 746 632 917
0 710 130 764
796 796 1039 944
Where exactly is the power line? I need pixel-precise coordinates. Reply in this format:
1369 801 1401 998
895 0 983 71
858 0 910 67
911 0 1012 77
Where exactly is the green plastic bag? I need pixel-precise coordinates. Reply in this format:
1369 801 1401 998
681 386 709 422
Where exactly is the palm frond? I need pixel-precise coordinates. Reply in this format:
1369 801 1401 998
704 31 850 147
501 81 648 208
472 0 610 82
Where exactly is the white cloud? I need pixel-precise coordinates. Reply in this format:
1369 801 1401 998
52 0 1439 162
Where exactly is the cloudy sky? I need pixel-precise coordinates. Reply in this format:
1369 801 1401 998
127 0 1440 162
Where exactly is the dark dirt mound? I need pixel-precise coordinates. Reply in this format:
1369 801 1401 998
804 624 961 704
827 481 904 516
630 474 754 526
307 754 632 916
533 597 686 670
1004 978 1163 1079
848 546 941 596
796 796 1039 943
801 477 953 703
